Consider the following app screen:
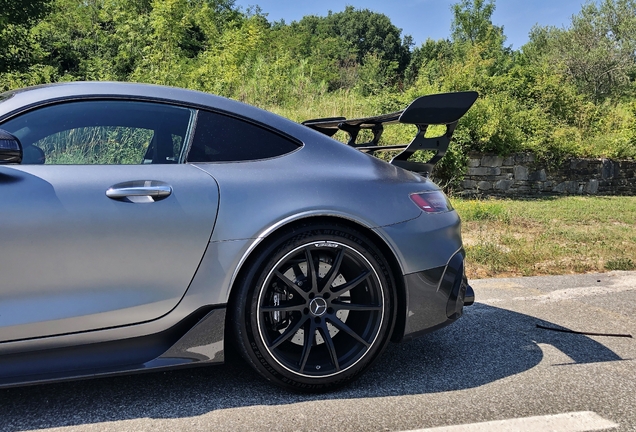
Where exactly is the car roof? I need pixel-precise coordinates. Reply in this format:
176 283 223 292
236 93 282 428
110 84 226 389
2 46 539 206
0 81 303 136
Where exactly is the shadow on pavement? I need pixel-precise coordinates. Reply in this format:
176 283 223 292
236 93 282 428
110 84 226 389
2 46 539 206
0 304 624 431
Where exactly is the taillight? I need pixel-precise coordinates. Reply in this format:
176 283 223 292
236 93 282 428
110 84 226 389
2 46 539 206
410 191 453 213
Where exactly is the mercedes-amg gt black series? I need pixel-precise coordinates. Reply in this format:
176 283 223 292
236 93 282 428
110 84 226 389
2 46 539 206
0 82 476 391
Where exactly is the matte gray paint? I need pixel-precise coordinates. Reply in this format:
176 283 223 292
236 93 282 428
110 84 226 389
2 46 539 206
192 149 432 243
185 238 252 306
372 210 463 275
0 82 469 386
0 164 218 341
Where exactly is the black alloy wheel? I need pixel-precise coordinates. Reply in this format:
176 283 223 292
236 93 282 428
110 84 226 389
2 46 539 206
231 223 395 391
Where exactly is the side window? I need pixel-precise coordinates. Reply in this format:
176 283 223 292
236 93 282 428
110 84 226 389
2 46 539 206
0 100 194 165
187 110 300 162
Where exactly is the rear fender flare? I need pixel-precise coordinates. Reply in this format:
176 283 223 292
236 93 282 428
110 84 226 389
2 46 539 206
224 212 408 342
226 211 407 297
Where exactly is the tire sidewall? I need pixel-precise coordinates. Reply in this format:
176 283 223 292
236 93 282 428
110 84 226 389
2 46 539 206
233 224 395 391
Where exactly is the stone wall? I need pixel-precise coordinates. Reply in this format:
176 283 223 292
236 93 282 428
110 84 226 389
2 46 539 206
459 152 636 196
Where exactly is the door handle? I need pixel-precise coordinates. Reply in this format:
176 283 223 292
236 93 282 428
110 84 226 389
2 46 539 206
106 185 172 198
106 181 172 202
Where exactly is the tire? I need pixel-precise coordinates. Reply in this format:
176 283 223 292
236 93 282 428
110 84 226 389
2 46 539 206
230 223 395 392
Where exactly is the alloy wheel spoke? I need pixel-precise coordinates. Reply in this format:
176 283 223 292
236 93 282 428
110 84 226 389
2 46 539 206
274 270 309 299
331 301 382 312
319 249 344 293
259 240 385 379
330 270 371 297
299 320 315 373
291 263 306 283
328 316 370 347
261 303 306 313
269 315 309 350
304 247 318 291
319 325 340 372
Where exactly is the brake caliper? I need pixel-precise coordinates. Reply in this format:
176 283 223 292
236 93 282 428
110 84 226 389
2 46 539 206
268 282 290 331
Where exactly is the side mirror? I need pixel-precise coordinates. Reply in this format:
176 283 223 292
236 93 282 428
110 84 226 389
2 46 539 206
0 128 22 164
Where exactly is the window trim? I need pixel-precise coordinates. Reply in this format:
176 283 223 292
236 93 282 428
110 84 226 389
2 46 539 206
0 95 305 165
184 109 303 164
0 98 197 166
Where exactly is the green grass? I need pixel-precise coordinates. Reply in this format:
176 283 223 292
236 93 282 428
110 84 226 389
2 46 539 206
605 257 636 271
453 199 512 223
452 196 636 278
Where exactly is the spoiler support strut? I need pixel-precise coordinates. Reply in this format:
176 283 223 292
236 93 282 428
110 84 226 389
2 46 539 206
302 91 478 176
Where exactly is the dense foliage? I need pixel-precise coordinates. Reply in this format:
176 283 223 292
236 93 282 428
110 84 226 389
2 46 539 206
1 0 635 187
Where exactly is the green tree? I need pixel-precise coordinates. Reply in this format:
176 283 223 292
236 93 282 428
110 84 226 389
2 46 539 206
450 0 511 75
527 0 636 101
275 6 412 91
0 0 52 73
405 38 454 86
451 0 499 44
322 6 411 70
0 0 51 27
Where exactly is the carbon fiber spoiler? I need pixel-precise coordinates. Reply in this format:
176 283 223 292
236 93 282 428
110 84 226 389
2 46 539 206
302 91 478 176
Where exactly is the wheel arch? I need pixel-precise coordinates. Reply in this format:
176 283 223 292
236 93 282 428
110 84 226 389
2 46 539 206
225 215 408 344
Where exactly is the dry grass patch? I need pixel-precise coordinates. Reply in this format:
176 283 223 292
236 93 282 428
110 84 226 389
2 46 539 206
452 196 636 279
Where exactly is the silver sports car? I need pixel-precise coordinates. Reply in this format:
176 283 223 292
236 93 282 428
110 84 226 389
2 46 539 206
0 82 476 391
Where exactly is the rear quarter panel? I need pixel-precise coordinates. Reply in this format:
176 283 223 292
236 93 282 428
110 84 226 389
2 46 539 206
188 129 446 305
193 130 436 243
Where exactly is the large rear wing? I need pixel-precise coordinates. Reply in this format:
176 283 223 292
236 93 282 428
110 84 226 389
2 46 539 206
302 91 478 176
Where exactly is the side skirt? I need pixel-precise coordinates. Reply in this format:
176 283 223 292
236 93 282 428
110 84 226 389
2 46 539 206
0 307 226 389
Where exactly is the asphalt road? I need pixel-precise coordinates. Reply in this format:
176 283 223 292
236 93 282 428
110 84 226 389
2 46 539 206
1 271 635 432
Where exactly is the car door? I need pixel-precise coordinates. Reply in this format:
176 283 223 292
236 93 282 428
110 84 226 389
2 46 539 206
0 100 219 342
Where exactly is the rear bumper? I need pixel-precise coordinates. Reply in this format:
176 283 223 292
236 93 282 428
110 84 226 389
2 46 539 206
372 208 472 342
399 249 473 341
464 284 475 306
